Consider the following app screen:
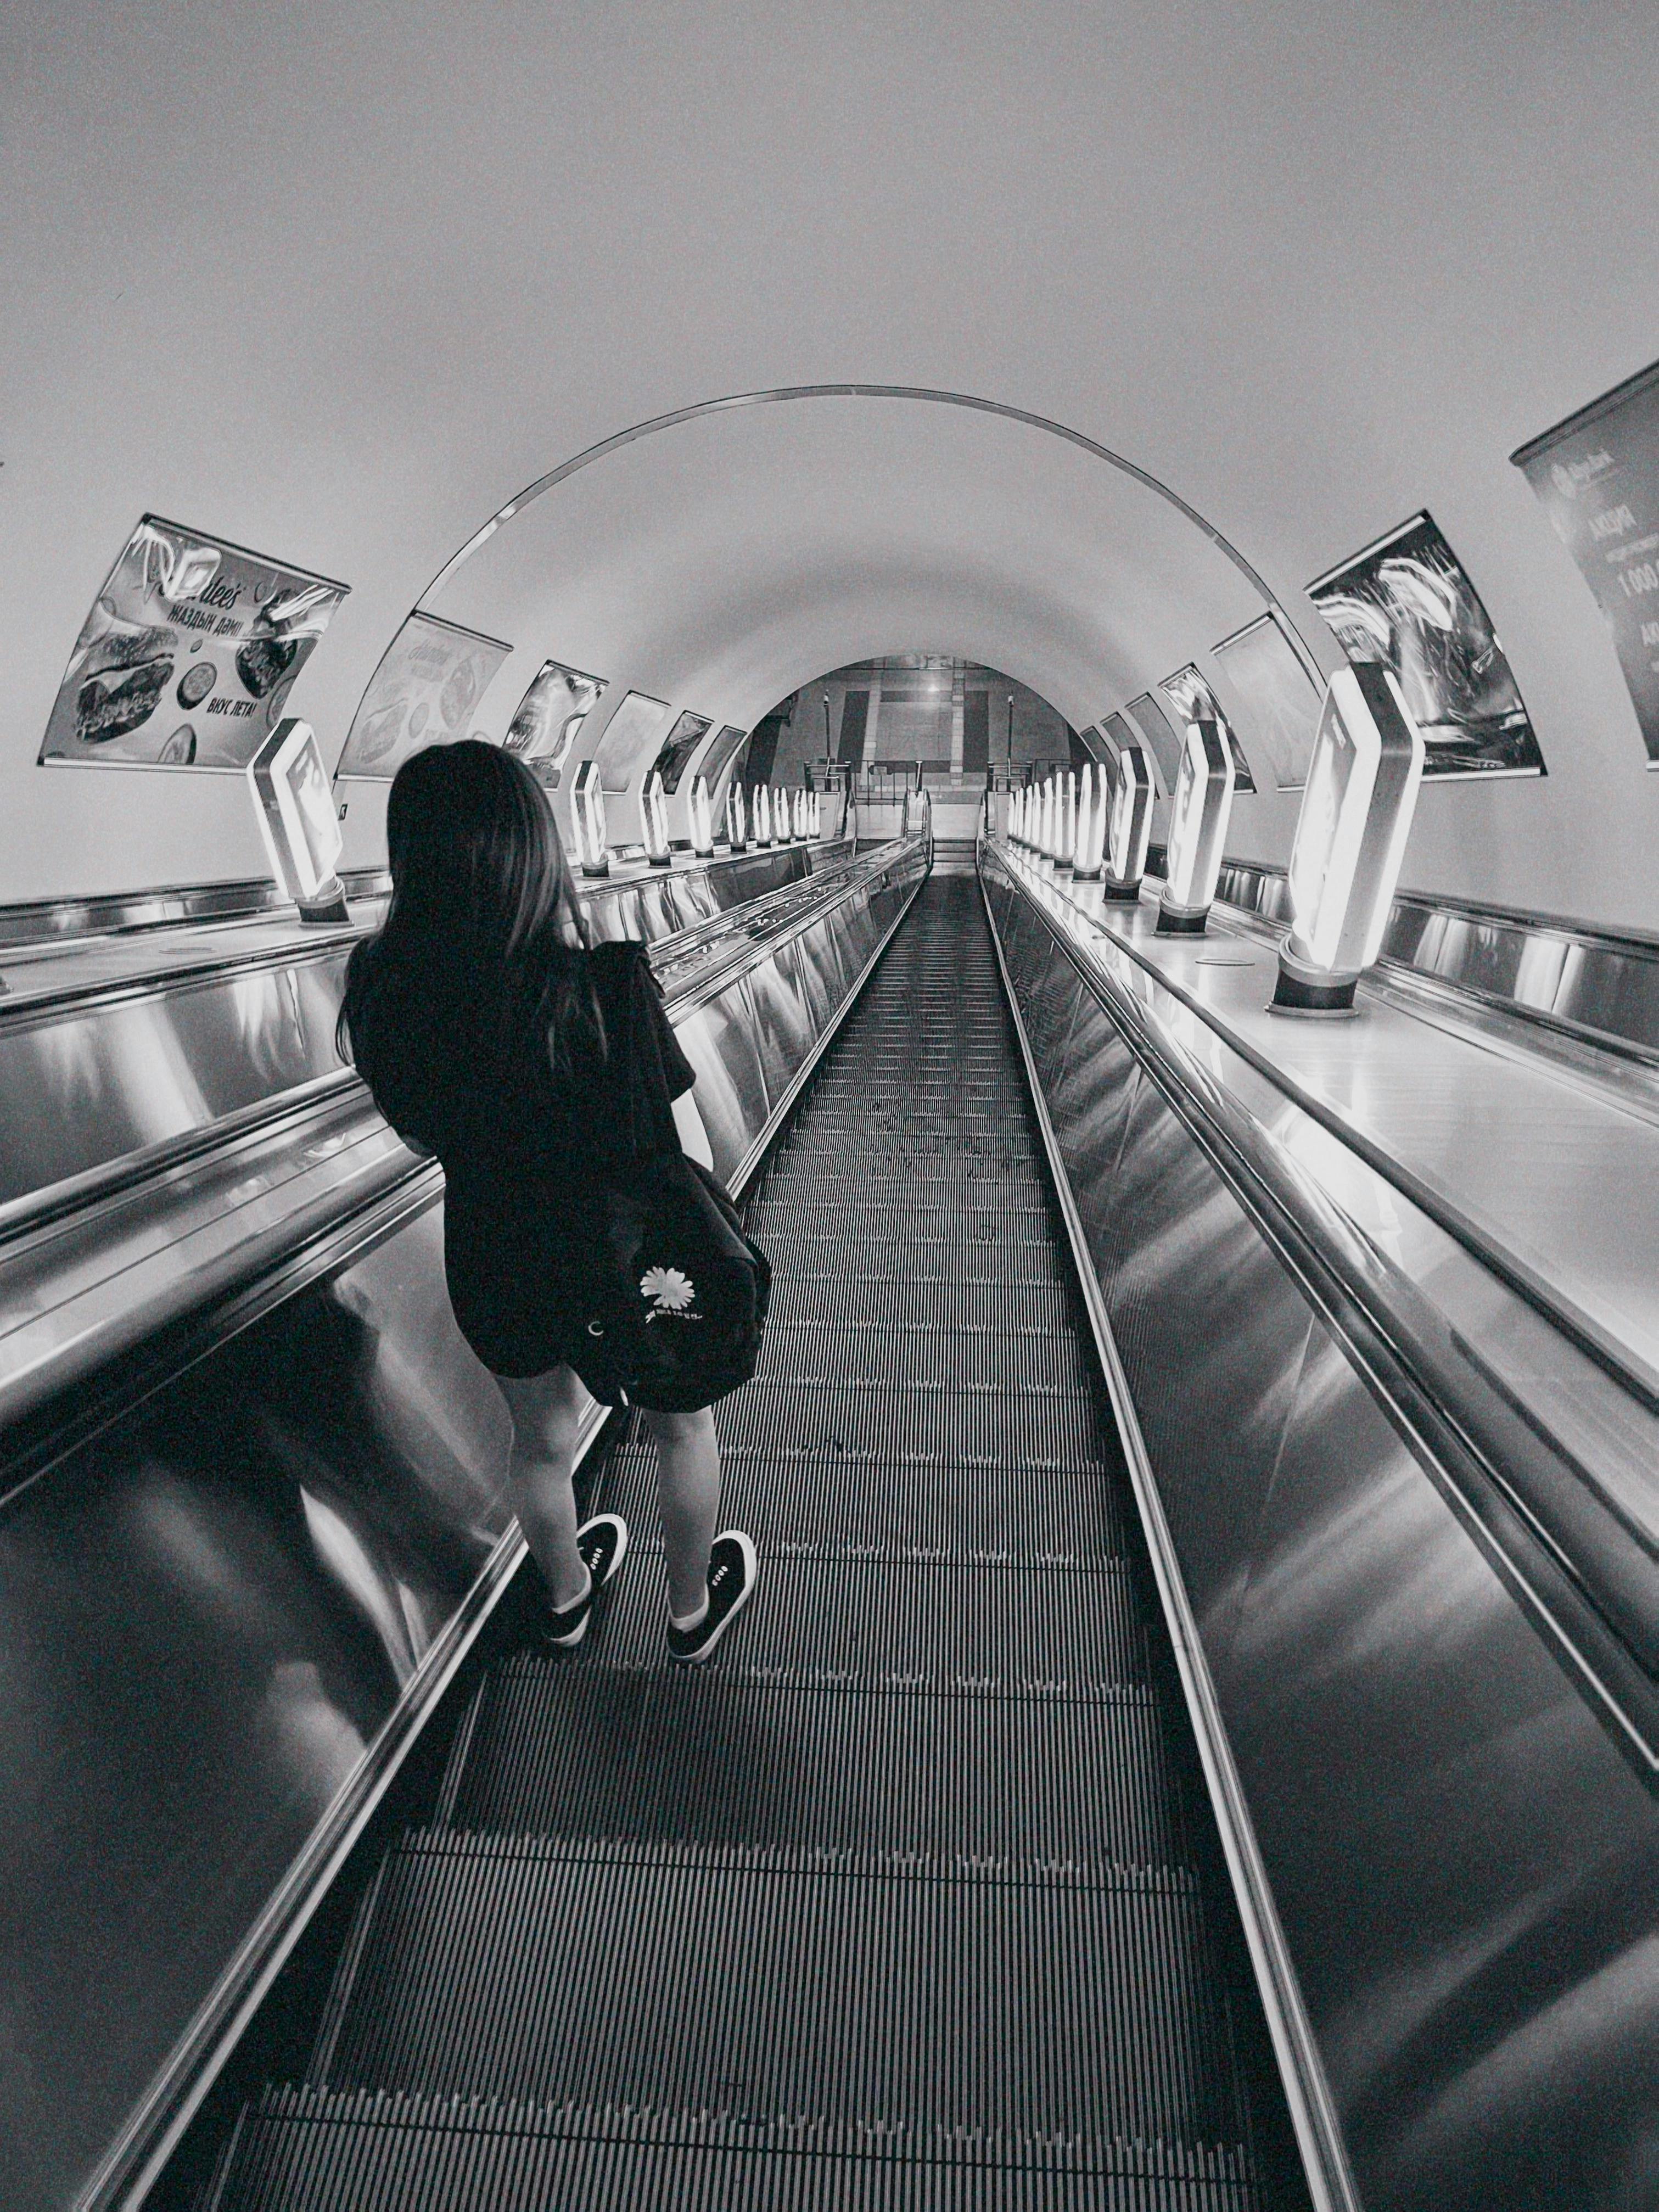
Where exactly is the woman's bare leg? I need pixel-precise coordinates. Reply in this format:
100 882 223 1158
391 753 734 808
641 1404 721 1622
494 1365 593 1609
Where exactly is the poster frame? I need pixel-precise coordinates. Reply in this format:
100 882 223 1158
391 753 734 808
335 609 514 782
38 514 350 777
1511 356 1659 772
1308 510 1545 782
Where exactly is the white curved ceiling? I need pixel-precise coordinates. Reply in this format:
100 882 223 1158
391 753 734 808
2 0 1657 920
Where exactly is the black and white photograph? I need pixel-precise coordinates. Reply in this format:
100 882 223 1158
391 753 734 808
2 7 1655 2212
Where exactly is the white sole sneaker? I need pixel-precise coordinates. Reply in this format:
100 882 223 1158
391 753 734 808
666 1530 757 1664
547 1514 630 1647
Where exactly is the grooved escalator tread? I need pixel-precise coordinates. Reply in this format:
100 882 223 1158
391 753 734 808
313 1833 1253 2153
217 2086 1266 2210
444 1662 1193 1864
529 1549 1156 1685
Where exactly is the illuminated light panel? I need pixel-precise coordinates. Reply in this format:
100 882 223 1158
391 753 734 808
1156 719 1234 936
1274 663 1425 1012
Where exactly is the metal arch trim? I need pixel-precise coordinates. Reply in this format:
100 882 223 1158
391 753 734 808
419 383 1327 677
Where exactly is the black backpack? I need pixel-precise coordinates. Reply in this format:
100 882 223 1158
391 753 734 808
573 1151 771 1412
565 945 770 1412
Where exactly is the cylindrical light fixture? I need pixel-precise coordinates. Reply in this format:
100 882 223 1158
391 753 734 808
688 774 715 858
1102 742 1153 900
752 784 772 844
793 787 809 841
1073 761 1106 879
642 770 672 867
1273 663 1425 1013
1009 787 1023 844
1058 771 1077 872
725 783 748 852
1156 720 1234 934
571 761 612 877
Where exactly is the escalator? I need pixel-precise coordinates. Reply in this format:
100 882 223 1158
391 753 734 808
196 878 1307 2209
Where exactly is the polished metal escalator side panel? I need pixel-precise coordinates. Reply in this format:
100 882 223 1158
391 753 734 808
0 840 855 1229
979 841 1659 2212
0 838 924 2212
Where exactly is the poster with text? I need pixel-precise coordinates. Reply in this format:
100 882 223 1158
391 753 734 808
1212 612 1322 789
503 658 609 786
337 612 512 778
40 516 348 770
1514 359 1659 768
1309 512 1544 777
1158 663 1257 791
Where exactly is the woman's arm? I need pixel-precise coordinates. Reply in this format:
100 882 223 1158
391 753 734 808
672 1086 714 1169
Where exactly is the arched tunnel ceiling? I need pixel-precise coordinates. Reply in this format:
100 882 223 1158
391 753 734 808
424 391 1286 742
2 0 1658 917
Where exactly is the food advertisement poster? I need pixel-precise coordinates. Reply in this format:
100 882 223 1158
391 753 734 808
337 611 513 779
1159 663 1257 791
1512 359 1659 768
40 516 348 770
503 659 608 785
1309 512 1545 778
1212 611 1323 790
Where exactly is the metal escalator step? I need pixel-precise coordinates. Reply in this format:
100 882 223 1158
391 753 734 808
751 1171 1047 1203
717 1373 1113 1465
753 1319 1092 1391
746 1197 1052 1244
590 1440 1130 1558
446 1665 1191 1866
762 1272 1077 1331
211 2084 1265 2210
538 1550 1152 1685
742 1229 1068 1280
315 1832 1256 2154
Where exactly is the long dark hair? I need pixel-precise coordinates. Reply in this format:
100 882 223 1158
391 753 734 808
338 741 596 1127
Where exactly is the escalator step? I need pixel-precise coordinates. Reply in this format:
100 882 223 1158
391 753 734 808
445 1664 1193 1866
746 1199 1052 1244
740 1229 1069 1279
214 2084 1264 2210
753 1320 1093 1391
591 1438 1130 1558
761 1272 1078 1332
312 1832 1254 2152
537 1550 1153 1686
716 1372 1113 1465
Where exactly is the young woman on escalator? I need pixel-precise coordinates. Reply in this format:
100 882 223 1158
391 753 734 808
337 740 758 1662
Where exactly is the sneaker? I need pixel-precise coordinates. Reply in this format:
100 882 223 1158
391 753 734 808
666 1531 758 1664
546 1514 630 1648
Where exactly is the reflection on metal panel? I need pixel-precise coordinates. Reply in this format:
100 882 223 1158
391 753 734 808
980 842 1659 2212
1211 858 1659 1067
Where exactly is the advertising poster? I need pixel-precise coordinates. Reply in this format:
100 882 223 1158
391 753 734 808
1159 663 1257 791
1309 512 1545 777
40 516 348 770
503 658 608 785
648 710 713 794
337 611 512 779
1212 611 1323 790
593 691 674 791
1512 359 1659 768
